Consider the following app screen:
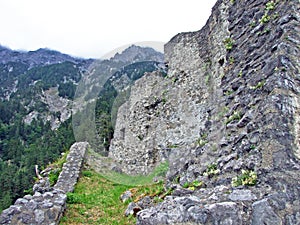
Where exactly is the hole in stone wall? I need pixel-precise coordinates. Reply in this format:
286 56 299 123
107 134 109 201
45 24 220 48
218 58 225 66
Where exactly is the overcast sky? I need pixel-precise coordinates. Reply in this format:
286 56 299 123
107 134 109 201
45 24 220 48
0 0 217 59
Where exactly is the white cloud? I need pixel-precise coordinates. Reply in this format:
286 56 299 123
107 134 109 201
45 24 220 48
0 0 216 58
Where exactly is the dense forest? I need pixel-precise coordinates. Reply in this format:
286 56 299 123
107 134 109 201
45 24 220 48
0 61 84 211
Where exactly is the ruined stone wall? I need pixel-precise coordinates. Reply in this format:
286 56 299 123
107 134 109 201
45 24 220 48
109 0 300 223
0 142 89 225
109 0 231 175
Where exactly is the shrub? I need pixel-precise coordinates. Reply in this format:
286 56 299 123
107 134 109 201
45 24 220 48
183 180 204 190
231 170 257 187
48 169 61 186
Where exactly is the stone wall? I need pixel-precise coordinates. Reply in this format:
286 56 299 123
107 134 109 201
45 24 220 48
109 0 229 175
109 0 300 223
0 142 89 225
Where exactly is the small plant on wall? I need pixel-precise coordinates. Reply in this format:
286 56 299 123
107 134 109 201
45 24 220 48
232 170 257 187
224 38 235 51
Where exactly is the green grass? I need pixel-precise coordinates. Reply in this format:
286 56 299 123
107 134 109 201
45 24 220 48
101 161 169 186
60 169 167 225
46 151 69 186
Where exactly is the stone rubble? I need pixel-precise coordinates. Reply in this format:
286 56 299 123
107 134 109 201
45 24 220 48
0 142 89 225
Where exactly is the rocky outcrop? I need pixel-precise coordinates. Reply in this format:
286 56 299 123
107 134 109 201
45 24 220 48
0 142 88 225
110 0 300 223
111 45 163 63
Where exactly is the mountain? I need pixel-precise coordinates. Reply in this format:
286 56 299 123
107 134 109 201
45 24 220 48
0 44 164 212
111 45 164 63
0 45 90 66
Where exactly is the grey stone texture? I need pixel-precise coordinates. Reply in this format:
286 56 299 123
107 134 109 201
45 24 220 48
108 0 300 224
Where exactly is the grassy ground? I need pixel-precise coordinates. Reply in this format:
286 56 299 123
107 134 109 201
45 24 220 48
60 170 166 225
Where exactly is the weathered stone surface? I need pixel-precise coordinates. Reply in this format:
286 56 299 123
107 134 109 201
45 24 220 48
0 142 89 225
136 196 209 225
54 142 88 193
106 0 300 223
120 190 133 203
228 189 257 201
125 202 142 217
206 202 242 225
252 199 282 225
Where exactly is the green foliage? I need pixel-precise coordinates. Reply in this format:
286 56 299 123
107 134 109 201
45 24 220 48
249 20 256 28
224 38 235 51
173 176 180 184
238 70 243 77
259 14 270 24
0 59 85 211
183 182 190 188
0 55 162 212
0 62 29 99
250 80 265 90
183 180 204 191
217 106 229 120
272 12 279 20
47 152 68 186
195 133 208 147
82 170 94 177
58 82 76 99
0 117 75 212
251 80 265 90
101 161 169 186
66 192 82 204
48 169 61 186
153 196 164 203
152 162 169 178
191 180 203 188
231 170 257 187
266 1 275 10
259 1 276 24
225 111 241 125
205 73 211 85
203 163 220 177
167 144 179 148
225 89 235 96
18 62 81 91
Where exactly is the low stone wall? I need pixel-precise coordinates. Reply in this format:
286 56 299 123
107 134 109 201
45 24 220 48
0 142 89 225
